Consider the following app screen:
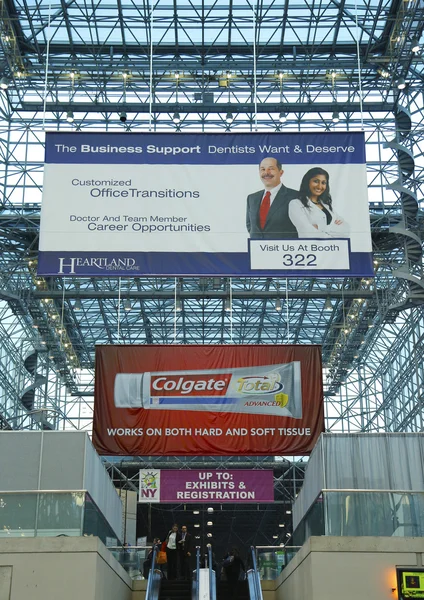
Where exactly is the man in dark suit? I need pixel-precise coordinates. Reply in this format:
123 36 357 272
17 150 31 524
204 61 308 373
177 524 193 581
246 157 299 239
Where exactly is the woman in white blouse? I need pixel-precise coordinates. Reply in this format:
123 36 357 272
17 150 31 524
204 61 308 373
288 167 349 238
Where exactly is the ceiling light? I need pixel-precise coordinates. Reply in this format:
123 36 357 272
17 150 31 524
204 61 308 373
74 299 82 311
332 111 340 123
123 299 131 311
411 37 420 53
324 297 332 311
278 523 285 528
173 112 180 124
66 110 74 123
176 298 182 311
207 521 213 526
273 535 278 539
193 510 200 515
0 77 9 90
194 524 200 528
224 298 231 312
119 111 127 122
225 112 233 124
285 510 292 514
207 533 213 538
207 507 214 513
275 298 282 311
279 111 287 123
396 77 406 90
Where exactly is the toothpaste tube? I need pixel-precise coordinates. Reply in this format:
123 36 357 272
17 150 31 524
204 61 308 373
114 362 302 418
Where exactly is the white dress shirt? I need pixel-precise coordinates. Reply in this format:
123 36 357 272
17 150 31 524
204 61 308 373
167 532 177 549
288 198 349 238
262 182 283 206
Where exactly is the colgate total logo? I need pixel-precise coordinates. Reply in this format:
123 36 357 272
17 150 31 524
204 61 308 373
236 373 283 394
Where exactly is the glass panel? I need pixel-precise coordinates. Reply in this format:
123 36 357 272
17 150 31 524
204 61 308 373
256 546 301 580
36 492 84 537
82 494 119 546
0 494 37 538
293 493 325 547
325 492 424 537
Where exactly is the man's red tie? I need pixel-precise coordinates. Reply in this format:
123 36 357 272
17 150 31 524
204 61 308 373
259 191 271 229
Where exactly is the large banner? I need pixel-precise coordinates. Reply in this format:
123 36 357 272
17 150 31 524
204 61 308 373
138 469 274 503
93 344 324 456
38 132 373 277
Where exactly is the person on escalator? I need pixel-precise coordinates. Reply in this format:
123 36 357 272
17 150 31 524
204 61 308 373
222 547 245 598
164 523 181 580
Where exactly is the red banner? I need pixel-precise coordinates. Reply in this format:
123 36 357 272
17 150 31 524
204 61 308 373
93 344 324 456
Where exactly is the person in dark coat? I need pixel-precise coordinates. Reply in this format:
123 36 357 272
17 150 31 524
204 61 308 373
177 524 193 580
222 547 245 598
143 537 161 579
246 157 299 239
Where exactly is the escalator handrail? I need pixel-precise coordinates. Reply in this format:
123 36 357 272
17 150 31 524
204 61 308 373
194 546 201 600
207 544 216 600
146 545 158 600
249 546 263 600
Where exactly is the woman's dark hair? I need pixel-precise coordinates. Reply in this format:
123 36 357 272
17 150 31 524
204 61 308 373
298 167 332 210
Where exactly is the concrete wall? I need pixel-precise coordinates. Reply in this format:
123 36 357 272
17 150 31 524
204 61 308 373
273 536 424 600
0 537 136 600
3 534 419 600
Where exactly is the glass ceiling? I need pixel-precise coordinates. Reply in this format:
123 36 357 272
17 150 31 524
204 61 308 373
11 0 393 49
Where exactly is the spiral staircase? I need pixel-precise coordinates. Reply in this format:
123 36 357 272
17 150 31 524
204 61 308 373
383 105 424 315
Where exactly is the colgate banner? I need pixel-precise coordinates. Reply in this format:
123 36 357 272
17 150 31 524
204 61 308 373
139 469 274 503
93 345 323 455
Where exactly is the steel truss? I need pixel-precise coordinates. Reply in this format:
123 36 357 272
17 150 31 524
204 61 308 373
0 2 422 516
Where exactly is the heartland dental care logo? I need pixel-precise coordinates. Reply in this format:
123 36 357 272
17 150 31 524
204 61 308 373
58 257 139 273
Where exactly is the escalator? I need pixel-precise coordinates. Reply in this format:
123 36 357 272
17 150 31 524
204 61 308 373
146 545 262 600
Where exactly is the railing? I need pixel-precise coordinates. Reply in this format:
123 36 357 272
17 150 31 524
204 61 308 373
145 545 161 600
108 545 150 580
207 544 217 600
0 490 119 547
192 546 201 600
293 490 424 547
255 545 301 580
247 545 263 600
